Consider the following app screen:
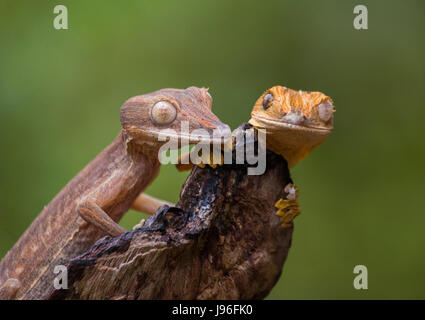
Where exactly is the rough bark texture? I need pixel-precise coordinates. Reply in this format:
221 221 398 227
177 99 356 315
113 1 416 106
50 125 294 300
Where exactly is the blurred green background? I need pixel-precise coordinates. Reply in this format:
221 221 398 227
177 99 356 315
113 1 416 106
0 0 424 299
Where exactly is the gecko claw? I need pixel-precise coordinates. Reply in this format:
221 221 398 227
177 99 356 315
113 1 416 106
275 183 301 227
133 219 146 230
176 148 224 171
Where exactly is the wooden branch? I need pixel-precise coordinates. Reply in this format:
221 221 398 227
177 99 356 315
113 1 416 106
49 125 294 300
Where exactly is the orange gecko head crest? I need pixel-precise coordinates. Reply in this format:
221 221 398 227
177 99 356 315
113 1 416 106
249 85 335 167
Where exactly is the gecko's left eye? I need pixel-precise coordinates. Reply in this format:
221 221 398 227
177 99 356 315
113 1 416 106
262 93 274 110
150 101 177 125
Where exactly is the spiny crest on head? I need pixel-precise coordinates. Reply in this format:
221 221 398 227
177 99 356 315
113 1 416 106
186 86 212 110
267 86 333 118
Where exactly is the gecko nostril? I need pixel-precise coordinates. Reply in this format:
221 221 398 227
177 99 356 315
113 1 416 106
281 111 305 125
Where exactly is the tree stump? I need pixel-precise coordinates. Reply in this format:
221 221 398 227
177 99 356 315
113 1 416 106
50 124 294 300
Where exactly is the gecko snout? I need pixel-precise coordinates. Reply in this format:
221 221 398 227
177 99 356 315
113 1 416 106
281 111 306 125
187 121 232 145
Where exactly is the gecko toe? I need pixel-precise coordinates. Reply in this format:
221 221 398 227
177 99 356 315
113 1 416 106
275 183 301 227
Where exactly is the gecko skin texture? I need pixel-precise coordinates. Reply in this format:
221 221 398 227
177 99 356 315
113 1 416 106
249 85 334 168
0 86 230 300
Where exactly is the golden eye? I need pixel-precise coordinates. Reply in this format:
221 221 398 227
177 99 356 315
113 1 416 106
150 101 177 125
262 93 274 110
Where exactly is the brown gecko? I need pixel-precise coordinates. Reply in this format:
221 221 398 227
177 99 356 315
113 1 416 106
0 87 230 299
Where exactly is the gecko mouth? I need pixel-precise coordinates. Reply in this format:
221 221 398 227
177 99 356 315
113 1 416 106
140 125 232 145
250 115 332 133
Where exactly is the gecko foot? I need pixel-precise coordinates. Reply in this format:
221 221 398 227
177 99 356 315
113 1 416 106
197 149 223 169
275 183 301 227
176 140 232 171
133 218 146 230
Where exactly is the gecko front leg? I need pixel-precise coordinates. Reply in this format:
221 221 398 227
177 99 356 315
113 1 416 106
77 197 126 237
131 193 172 216
76 144 161 237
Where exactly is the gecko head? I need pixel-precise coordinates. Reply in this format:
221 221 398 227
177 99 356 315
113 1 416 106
248 85 335 167
120 87 231 148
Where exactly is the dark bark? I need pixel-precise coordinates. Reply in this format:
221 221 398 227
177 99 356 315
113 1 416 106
50 125 294 300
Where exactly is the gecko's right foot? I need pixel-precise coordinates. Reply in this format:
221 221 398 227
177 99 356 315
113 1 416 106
176 151 194 172
176 139 232 171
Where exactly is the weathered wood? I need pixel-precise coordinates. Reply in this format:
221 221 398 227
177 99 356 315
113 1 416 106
50 125 294 300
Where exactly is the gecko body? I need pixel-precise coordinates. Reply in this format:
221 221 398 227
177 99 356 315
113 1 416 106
249 85 335 226
0 87 229 299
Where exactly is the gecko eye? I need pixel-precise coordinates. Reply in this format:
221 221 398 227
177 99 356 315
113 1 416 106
262 93 274 110
150 101 177 125
318 100 334 122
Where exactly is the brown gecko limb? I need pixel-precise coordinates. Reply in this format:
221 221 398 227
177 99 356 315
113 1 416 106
131 193 173 215
77 199 127 237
